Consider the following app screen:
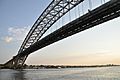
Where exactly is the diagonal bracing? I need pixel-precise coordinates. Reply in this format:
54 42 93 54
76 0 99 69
18 0 84 54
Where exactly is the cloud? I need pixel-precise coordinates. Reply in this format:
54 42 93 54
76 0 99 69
2 26 30 43
4 36 13 43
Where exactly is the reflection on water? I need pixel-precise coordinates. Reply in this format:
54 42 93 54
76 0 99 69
0 66 120 80
12 70 27 80
0 69 27 80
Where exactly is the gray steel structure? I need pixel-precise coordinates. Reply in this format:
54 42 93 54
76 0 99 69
4 0 120 69
18 0 84 54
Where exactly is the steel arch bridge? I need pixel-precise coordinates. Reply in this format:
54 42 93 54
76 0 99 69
4 0 120 69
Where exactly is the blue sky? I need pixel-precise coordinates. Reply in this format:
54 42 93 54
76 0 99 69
0 0 120 65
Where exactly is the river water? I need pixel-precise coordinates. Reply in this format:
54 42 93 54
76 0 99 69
0 66 120 80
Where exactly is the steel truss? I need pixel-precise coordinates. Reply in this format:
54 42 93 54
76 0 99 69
19 0 84 54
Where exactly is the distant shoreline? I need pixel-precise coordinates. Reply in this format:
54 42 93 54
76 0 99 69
20 64 120 69
0 64 120 69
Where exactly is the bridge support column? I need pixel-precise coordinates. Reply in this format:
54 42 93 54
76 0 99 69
14 55 28 69
4 55 28 69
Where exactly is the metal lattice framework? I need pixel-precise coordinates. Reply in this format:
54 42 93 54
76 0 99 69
18 0 84 54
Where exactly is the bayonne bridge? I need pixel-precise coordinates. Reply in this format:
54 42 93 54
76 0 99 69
3 0 120 69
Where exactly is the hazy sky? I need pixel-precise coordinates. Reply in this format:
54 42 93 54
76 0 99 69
0 0 120 65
